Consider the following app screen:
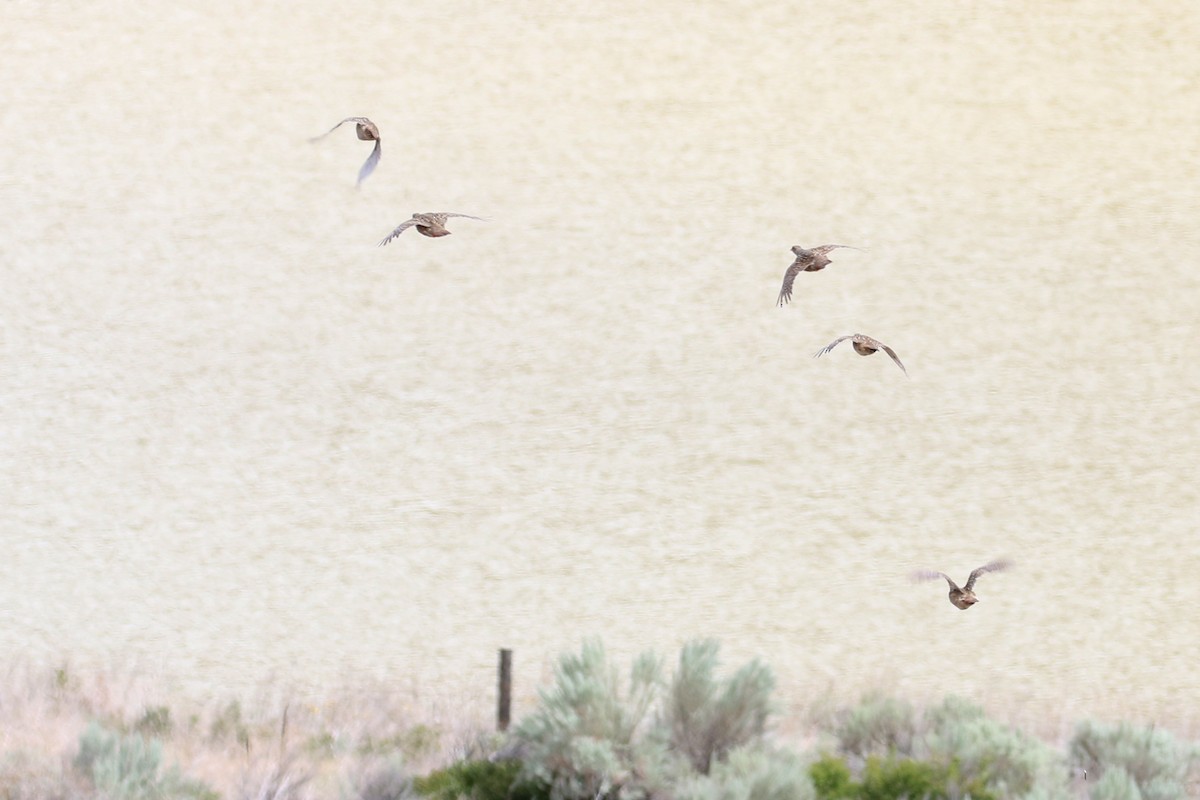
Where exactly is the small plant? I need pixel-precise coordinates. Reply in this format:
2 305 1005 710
211 700 252 751
73 721 217 800
414 759 545 800
664 639 775 774
135 705 174 738
305 731 338 759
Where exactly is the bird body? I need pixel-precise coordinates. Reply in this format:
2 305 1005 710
776 244 862 306
813 333 907 375
377 212 486 246
912 560 1011 609
310 117 382 187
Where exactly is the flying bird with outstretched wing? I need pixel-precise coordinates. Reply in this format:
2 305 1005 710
377 212 487 246
776 244 862 306
812 333 907 375
912 560 1011 609
310 117 382 187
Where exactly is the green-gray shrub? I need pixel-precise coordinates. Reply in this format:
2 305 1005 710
676 747 815 800
414 759 546 800
923 696 1061 796
665 640 775 774
858 755 996 800
808 753 997 800
514 639 672 799
73 722 216 800
833 695 916 759
1070 720 1197 800
827 695 1076 798
1088 766 1142 800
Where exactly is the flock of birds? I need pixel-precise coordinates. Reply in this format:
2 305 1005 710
311 115 1008 611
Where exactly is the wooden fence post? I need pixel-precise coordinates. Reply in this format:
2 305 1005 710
497 648 513 732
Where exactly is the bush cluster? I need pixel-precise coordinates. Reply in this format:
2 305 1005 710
1068 720 1199 800
3 644 1199 800
509 638 784 799
73 721 218 800
406 640 1200 800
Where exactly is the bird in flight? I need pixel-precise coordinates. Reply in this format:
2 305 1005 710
310 117 382 187
812 333 907 375
776 244 863 306
377 212 487 246
912 560 1011 610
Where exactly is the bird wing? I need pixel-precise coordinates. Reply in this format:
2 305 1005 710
811 244 864 256
777 262 804 306
912 570 959 591
879 343 908 376
378 218 418 246
356 139 382 186
441 213 487 222
812 335 852 359
963 560 1010 591
310 117 371 142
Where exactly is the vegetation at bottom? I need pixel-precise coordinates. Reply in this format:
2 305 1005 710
413 759 544 800
73 721 219 800
1 648 1198 799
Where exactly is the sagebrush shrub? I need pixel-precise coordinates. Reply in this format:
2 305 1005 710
1086 766 1142 800
676 747 815 800
514 639 670 799
73 721 216 800
827 695 1076 799
1070 720 1197 800
923 696 1059 796
665 640 775 775
833 695 915 759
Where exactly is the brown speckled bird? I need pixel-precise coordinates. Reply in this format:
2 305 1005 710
912 560 1011 609
776 244 862 306
377 212 487 246
812 333 907 375
310 117 382 187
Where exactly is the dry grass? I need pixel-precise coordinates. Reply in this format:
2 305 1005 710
0 661 494 800
3 660 1198 799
